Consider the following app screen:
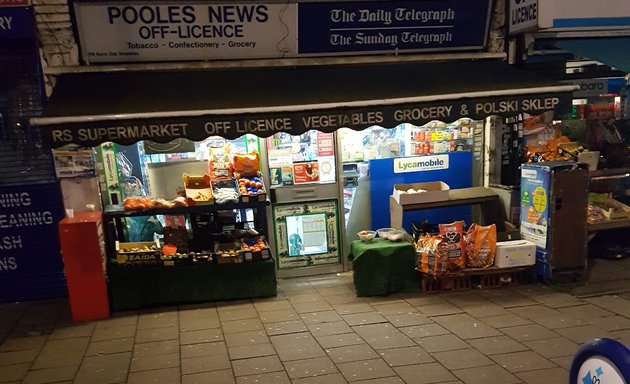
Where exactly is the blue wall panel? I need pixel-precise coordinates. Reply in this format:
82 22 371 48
369 152 473 232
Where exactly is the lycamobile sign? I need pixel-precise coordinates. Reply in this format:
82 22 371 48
394 155 449 173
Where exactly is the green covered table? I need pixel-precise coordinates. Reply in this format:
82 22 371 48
351 238 418 296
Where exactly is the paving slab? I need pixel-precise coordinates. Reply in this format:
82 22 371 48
431 314 502 340
232 355 284 377
452 364 521 384
467 336 528 355
414 334 470 353
326 343 379 363
432 348 494 370
182 369 235 384
378 345 434 366
490 351 557 373
394 363 456 384
283 356 338 379
523 337 580 358
337 358 396 382
516 368 569 384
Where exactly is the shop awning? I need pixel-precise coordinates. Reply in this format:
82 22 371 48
553 37 630 73
32 60 577 149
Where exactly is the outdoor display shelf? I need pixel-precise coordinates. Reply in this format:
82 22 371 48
103 199 276 310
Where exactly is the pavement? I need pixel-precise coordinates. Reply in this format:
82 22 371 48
1 270 630 384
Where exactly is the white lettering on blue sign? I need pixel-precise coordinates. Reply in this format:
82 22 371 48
0 16 12 31
0 192 31 207
0 257 18 271
0 236 22 251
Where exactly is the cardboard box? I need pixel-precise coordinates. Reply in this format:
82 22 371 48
115 240 161 265
392 181 449 205
495 240 536 268
184 174 214 205
593 198 630 220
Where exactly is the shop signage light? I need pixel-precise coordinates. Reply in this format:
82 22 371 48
73 0 491 63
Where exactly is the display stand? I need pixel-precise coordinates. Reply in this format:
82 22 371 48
389 187 507 232
102 200 277 310
587 167 630 234
350 239 417 297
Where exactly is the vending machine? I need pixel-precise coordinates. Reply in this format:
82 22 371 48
265 130 343 277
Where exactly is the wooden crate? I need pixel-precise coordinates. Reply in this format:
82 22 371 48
417 265 535 293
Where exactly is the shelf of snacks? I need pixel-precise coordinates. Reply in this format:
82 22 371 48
415 221 535 292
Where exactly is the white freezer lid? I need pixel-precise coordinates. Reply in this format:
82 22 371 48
496 240 536 248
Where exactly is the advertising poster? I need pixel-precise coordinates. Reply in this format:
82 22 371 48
318 156 336 183
293 161 319 184
53 149 96 178
317 132 334 156
520 165 550 248
273 200 340 269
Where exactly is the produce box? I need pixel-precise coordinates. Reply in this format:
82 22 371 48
241 237 271 262
495 240 536 268
161 253 191 266
392 181 450 205
184 174 214 205
237 172 267 203
212 179 240 204
115 240 161 265
190 251 215 264
592 198 630 220
215 242 244 264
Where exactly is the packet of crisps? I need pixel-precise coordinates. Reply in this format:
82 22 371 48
465 224 497 268
438 221 466 271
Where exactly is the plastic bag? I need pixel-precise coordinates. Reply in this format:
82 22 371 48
208 145 232 180
439 221 466 271
233 152 260 177
465 224 497 268
417 235 448 277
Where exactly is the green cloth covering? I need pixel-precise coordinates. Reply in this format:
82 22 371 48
351 239 419 297
108 259 277 310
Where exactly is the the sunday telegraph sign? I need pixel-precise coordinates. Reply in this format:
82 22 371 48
73 0 491 63
41 94 569 148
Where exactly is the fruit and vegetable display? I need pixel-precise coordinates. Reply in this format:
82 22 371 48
115 237 271 266
121 150 266 211
212 179 240 204
123 196 187 211
238 175 266 197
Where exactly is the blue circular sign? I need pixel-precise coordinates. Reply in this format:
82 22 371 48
570 338 630 384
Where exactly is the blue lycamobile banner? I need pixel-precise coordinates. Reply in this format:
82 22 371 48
297 0 490 54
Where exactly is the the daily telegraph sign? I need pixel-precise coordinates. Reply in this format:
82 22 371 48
73 0 491 63
40 93 570 148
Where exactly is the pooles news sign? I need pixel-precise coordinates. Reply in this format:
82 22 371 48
73 0 491 63
74 3 298 63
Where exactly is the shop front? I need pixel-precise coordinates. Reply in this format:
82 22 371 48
31 59 576 309
508 0 630 273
